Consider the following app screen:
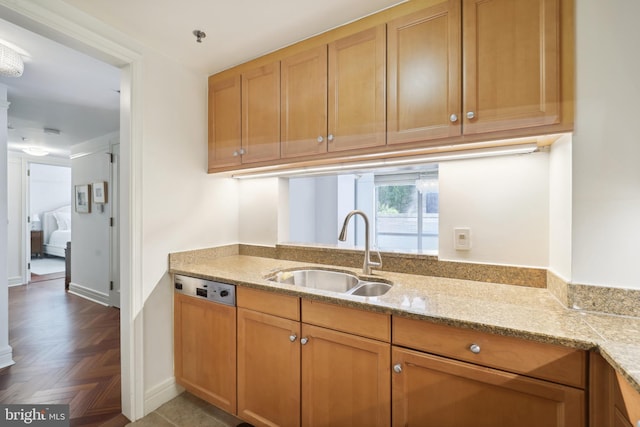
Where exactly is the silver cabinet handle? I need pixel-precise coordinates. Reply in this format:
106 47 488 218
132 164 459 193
300 337 309 345
393 364 402 374
466 111 476 120
289 334 297 342
469 344 481 354
327 134 334 142
449 114 458 123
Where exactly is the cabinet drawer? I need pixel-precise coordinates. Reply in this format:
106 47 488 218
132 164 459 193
237 287 300 321
301 299 390 342
393 316 586 388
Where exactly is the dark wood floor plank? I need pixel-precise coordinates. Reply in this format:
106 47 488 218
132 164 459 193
0 278 122 426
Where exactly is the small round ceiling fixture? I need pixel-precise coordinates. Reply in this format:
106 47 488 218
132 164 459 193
193 30 206 43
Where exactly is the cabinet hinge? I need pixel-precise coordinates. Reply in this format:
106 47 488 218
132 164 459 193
27 216 30 223
28 262 30 270
110 281 114 291
110 217 114 227
109 153 114 163
27 169 30 177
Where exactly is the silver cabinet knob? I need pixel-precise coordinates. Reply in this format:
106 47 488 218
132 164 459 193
232 151 239 157
327 134 334 142
466 111 476 120
469 344 481 354
239 148 246 155
317 136 324 143
301 337 309 345
289 334 297 342
393 364 402 374
449 114 458 123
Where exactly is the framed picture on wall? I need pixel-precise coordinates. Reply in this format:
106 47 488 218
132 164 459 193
75 184 91 213
93 181 107 204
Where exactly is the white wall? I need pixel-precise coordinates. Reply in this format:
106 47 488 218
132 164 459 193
30 163 71 219
69 134 114 304
548 135 572 280
572 0 640 289
438 152 549 267
238 178 278 245
7 154 24 286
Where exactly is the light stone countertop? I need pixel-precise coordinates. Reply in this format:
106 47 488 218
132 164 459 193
169 254 640 394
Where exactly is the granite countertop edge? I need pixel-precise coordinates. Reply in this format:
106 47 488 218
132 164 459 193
169 254 640 394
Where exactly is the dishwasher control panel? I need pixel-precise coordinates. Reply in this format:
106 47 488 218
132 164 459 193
174 274 236 306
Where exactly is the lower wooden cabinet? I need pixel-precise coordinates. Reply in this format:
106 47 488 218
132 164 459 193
392 346 584 427
237 308 301 427
173 293 237 414
590 352 640 427
301 323 390 427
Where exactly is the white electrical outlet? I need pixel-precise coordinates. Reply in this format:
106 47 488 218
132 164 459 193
454 228 471 250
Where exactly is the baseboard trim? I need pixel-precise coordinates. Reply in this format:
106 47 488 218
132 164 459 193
8 276 25 287
68 282 110 306
144 377 184 415
0 345 15 369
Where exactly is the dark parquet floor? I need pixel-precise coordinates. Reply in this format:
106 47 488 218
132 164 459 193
0 278 125 426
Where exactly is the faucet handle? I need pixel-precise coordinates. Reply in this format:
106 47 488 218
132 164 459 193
370 249 383 270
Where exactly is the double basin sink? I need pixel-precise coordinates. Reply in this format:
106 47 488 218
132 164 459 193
267 268 392 297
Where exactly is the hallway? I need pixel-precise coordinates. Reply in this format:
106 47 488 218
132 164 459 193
0 278 123 426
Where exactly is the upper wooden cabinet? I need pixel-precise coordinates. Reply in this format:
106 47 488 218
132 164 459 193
207 0 573 173
462 0 561 134
387 1 462 144
242 62 281 163
208 75 241 169
281 46 328 159
328 25 386 152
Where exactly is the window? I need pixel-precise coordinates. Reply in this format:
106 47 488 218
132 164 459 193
288 166 439 254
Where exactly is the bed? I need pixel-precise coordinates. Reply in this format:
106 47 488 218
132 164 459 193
42 205 71 258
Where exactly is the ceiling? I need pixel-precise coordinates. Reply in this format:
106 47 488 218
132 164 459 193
1 0 404 158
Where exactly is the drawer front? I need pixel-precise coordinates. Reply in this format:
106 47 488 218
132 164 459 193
301 299 390 342
237 287 300 321
393 316 586 388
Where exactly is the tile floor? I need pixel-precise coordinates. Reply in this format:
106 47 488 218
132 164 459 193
126 393 253 427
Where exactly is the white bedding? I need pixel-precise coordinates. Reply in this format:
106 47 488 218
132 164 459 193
41 205 71 257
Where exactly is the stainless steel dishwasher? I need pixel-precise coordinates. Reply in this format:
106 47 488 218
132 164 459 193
173 274 237 413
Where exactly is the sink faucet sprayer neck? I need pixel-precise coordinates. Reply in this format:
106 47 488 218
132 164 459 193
338 210 382 275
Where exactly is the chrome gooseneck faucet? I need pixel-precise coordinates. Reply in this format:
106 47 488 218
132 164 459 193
338 210 381 275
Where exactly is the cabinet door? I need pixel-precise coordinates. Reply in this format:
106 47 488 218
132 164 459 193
208 75 242 169
242 62 281 164
281 46 328 159
387 1 461 145
301 323 390 427
174 293 236 414
328 25 386 152
237 308 301 427
462 0 560 134
392 347 584 427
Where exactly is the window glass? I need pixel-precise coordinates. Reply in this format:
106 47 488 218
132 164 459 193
288 166 438 254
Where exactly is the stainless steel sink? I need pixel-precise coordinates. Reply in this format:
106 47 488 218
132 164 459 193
268 268 392 297
270 269 360 293
348 282 392 297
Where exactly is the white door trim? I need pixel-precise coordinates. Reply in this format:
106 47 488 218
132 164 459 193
0 0 145 420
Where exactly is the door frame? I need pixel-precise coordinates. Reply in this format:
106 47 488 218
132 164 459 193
0 0 145 420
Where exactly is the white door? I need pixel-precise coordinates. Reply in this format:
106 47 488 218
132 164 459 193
109 144 120 308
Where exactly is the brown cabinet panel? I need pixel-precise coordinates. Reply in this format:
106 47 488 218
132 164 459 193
237 308 301 427
387 1 461 144
301 323 390 427
393 316 586 388
174 293 236 413
208 75 242 169
462 0 560 134
242 62 281 163
237 287 300 321
302 299 390 342
392 346 584 427
328 25 386 151
281 46 328 159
